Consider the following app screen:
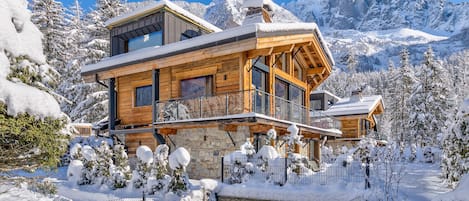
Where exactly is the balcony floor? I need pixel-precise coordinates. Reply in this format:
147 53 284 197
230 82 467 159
153 112 342 137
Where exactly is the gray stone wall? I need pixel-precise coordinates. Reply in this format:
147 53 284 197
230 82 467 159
168 126 250 179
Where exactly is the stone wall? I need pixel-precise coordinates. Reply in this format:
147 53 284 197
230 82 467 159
168 126 250 179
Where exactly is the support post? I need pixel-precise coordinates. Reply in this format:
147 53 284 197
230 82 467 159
314 140 321 162
221 156 224 183
108 78 116 134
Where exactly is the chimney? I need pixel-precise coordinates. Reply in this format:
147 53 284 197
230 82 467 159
242 0 273 25
350 89 363 102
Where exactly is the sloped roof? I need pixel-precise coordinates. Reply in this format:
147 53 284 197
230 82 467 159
322 95 384 116
104 0 222 32
82 22 334 76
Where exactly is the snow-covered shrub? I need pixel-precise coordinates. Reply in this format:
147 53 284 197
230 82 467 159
132 145 153 189
287 153 313 184
240 139 256 159
321 145 335 164
408 143 417 162
284 124 304 153
168 147 191 196
266 129 277 145
355 137 377 163
226 151 253 184
30 179 57 196
255 145 279 172
95 141 113 185
200 179 220 201
67 160 83 183
79 145 97 185
110 144 131 189
70 143 83 161
147 144 171 195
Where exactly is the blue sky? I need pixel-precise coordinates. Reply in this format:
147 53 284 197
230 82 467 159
59 0 467 10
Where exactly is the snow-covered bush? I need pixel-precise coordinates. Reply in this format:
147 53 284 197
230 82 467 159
266 129 277 145
423 147 435 163
95 141 113 185
110 144 131 189
226 151 253 184
79 145 97 185
287 153 313 184
240 139 256 159
321 145 335 164
355 137 377 163
168 147 191 196
70 143 83 161
29 179 57 196
132 145 153 189
147 144 171 195
67 160 83 183
256 145 279 172
284 124 304 153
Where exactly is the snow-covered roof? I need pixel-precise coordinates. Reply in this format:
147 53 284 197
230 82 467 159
311 90 341 100
83 22 334 75
321 95 384 117
243 0 275 10
104 0 222 33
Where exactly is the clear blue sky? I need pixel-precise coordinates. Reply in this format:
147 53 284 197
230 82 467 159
59 0 468 10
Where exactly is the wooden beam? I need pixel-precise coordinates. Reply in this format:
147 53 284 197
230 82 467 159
302 45 320 68
306 67 326 75
219 124 238 132
247 47 273 58
271 44 295 54
158 128 177 135
249 124 274 133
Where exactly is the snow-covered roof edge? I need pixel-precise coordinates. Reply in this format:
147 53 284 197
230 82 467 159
83 22 331 75
311 90 341 100
104 0 222 33
322 95 384 117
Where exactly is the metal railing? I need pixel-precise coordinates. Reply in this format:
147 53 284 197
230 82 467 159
154 89 341 130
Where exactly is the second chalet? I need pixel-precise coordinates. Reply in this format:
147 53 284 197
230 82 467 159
82 0 341 179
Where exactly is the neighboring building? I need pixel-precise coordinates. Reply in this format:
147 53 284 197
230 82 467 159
310 90 385 147
81 0 340 179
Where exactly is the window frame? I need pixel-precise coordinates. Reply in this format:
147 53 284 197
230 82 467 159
134 85 153 107
126 30 163 52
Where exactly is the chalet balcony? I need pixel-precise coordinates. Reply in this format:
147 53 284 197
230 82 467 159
153 90 341 135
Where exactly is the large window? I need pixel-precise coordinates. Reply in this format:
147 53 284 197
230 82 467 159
180 76 213 98
252 67 269 114
274 53 290 73
135 85 152 107
128 31 163 52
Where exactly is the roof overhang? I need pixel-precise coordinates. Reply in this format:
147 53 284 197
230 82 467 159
82 23 335 85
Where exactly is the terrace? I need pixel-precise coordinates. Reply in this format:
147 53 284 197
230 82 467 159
153 89 341 137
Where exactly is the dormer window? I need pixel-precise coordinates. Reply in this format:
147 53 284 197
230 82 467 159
127 31 163 52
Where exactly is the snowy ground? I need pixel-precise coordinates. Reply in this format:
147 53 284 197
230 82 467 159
399 163 451 201
0 162 456 201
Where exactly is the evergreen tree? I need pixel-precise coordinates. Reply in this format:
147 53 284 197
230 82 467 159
30 0 68 73
442 99 468 188
421 47 455 146
0 0 70 171
66 0 128 123
388 48 417 145
95 141 113 185
111 144 131 189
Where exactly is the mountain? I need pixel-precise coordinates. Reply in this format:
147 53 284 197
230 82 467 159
188 0 468 71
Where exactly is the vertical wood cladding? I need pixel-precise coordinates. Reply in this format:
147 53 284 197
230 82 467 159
163 11 210 45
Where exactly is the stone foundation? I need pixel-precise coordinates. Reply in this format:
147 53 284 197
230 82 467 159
168 126 250 179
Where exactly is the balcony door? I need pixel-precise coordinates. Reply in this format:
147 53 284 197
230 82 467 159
252 61 269 115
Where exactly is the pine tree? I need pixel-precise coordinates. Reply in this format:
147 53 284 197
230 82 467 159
111 144 131 189
65 0 128 123
95 141 113 185
442 99 468 188
388 48 417 146
30 0 69 74
422 47 455 146
0 0 70 171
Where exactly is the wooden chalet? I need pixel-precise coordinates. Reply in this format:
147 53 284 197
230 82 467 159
310 90 385 147
81 0 341 178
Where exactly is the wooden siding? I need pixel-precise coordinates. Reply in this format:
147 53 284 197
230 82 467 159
164 11 209 45
160 55 240 100
125 132 157 156
340 119 360 138
117 71 153 126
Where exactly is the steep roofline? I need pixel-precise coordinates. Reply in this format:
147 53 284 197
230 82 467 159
321 95 384 117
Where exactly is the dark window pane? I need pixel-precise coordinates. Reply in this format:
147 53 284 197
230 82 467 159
128 31 162 52
181 76 212 98
135 85 152 107
275 79 288 99
290 85 304 106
